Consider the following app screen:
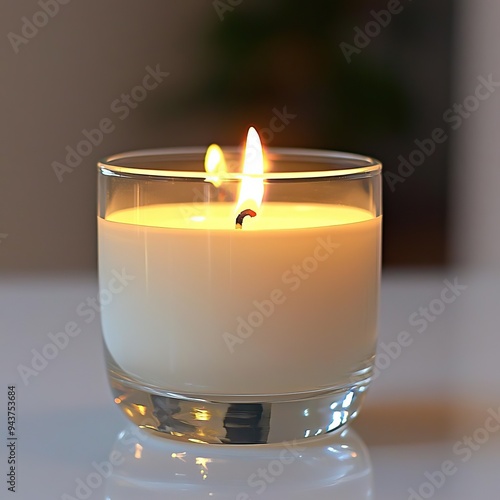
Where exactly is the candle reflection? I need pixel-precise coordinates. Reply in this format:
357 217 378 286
104 423 373 499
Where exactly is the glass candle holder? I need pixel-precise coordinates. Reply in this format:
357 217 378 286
97 147 382 444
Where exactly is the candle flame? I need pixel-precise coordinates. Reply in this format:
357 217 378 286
236 127 265 214
203 127 265 222
204 144 227 188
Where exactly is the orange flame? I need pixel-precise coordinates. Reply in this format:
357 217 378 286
236 127 265 214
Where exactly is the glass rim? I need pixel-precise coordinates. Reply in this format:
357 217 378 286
98 147 382 181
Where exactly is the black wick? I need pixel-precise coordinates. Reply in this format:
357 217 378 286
235 209 257 229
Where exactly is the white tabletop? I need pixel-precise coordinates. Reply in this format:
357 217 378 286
1 271 498 499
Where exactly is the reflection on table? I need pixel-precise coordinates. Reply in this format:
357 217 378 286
105 424 373 499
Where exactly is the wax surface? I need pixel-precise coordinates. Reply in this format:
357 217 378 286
106 203 373 230
98 203 381 396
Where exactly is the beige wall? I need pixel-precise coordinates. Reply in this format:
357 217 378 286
0 0 208 274
451 0 500 270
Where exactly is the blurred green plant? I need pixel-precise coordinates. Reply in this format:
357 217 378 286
160 0 411 150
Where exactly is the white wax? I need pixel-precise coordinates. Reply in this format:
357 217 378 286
98 203 381 396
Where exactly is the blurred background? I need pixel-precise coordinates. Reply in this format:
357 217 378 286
2 1 500 499
1 0 461 274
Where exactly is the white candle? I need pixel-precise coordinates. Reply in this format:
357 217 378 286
98 202 381 396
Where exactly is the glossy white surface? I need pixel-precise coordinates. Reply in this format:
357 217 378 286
1 271 499 499
105 426 372 499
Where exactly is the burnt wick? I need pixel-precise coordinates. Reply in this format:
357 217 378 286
235 209 257 229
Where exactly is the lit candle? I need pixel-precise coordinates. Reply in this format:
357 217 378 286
100 203 379 393
97 129 381 442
